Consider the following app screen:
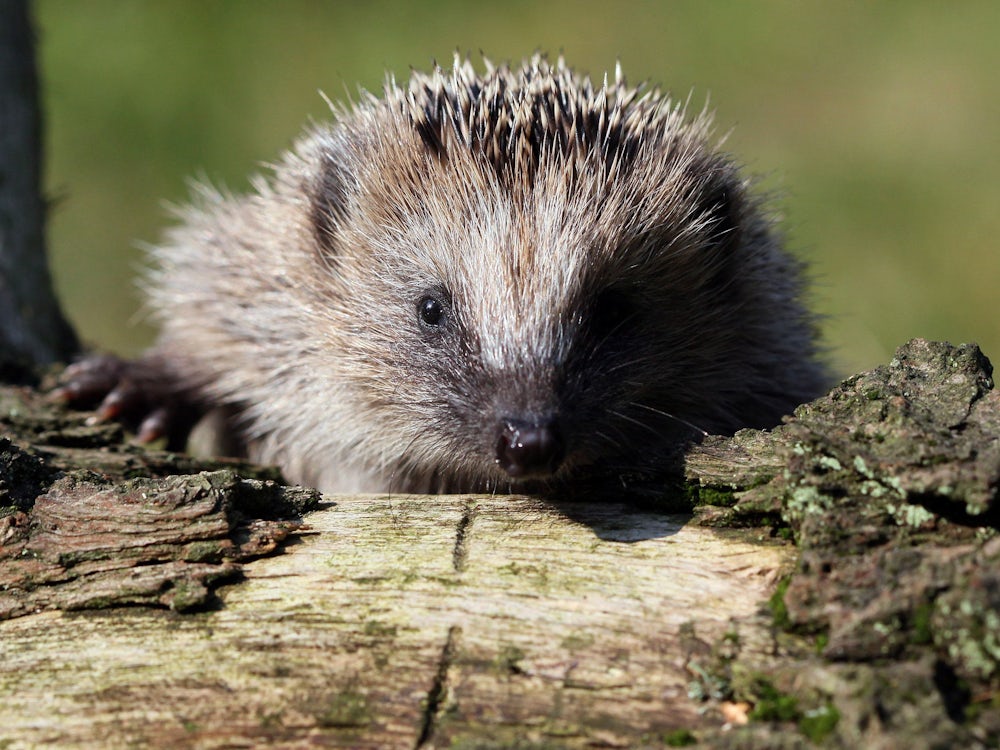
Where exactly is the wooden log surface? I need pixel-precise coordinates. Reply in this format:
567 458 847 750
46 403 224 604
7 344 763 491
0 496 789 748
2 338 1000 748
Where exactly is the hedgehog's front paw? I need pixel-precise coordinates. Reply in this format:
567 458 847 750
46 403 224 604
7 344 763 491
51 353 190 446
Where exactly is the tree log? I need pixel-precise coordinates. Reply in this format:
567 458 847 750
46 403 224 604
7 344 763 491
1 338 998 748
0 495 789 748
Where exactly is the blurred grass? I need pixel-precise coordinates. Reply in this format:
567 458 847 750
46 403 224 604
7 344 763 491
35 0 1000 376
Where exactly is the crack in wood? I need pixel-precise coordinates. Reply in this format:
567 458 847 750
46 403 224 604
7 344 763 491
451 500 476 572
415 624 462 748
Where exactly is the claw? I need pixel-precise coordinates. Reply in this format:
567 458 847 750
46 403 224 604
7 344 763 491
52 354 127 405
53 353 199 452
137 407 171 443
95 381 141 421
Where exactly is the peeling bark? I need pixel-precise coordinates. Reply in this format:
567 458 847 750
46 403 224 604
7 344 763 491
0 382 317 621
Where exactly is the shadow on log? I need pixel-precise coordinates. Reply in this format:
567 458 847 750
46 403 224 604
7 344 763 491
0 338 998 748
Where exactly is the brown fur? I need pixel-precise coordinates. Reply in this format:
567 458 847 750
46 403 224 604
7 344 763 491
142 55 828 493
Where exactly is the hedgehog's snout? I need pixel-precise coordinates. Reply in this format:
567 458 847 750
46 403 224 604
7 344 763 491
494 417 565 480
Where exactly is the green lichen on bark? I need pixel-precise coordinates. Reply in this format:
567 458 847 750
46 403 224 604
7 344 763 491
683 339 1000 748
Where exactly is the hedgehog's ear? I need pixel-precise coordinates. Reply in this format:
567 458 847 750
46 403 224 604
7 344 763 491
310 147 351 261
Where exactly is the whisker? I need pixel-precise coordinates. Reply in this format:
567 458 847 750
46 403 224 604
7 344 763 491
607 408 665 438
593 429 626 452
628 401 709 436
602 353 664 376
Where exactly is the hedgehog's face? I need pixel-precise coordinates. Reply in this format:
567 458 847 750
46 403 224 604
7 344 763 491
405 260 652 485
322 128 748 490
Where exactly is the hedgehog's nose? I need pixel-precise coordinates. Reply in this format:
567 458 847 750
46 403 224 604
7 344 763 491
494 418 565 479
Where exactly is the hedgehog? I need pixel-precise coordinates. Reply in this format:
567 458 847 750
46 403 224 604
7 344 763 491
59 55 828 494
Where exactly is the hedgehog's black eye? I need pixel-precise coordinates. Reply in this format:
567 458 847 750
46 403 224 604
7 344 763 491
590 288 636 340
417 295 446 329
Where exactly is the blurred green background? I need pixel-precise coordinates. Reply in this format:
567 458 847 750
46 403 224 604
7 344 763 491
35 0 1000 377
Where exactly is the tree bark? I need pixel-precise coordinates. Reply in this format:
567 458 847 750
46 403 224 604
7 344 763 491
0 0 79 369
1 339 998 748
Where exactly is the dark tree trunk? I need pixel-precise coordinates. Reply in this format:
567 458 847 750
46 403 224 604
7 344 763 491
0 0 79 368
